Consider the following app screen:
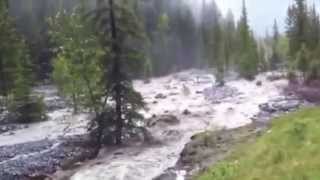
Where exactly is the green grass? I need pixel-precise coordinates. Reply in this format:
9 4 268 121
197 107 320 180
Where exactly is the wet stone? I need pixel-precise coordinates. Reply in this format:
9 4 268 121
147 115 180 127
182 109 191 115
155 93 167 99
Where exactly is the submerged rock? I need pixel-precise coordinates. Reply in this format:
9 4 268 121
256 81 262 86
155 93 167 99
147 115 180 127
182 109 191 115
259 97 301 113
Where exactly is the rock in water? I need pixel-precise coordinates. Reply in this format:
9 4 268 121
155 93 167 99
182 109 191 115
256 81 262 86
147 115 180 127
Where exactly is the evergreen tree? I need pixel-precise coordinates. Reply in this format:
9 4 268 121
270 19 281 70
91 0 145 146
238 0 250 52
0 1 45 122
223 10 236 70
286 0 308 58
308 4 320 51
296 44 310 80
201 0 219 65
172 4 198 71
237 0 259 79
210 10 225 85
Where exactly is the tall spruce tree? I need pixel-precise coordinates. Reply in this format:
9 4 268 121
91 0 145 146
0 1 45 123
270 19 281 70
223 10 236 70
286 0 308 58
209 5 225 85
238 0 250 52
237 0 259 79
308 4 320 51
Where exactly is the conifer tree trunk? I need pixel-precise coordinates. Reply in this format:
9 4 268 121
108 0 123 145
4 0 9 9
0 56 6 108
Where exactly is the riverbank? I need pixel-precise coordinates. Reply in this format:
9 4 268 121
0 135 96 180
196 107 320 180
155 93 308 180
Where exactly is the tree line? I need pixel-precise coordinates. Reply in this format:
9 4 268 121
0 0 45 124
286 0 320 84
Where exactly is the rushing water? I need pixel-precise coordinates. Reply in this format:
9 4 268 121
71 70 288 180
0 70 288 180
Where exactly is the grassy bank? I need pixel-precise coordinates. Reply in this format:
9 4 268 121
197 107 320 180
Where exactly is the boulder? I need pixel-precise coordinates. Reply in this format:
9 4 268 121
256 81 262 86
155 93 167 99
182 109 191 115
195 91 203 94
259 98 301 113
169 92 179 96
147 115 180 127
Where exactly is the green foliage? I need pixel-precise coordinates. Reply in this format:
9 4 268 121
285 0 320 83
197 107 320 180
0 3 31 101
286 0 309 57
49 7 105 113
278 36 289 60
238 42 259 80
153 13 171 75
207 8 226 85
238 0 250 52
223 10 237 70
236 1 259 80
89 0 146 145
270 20 281 70
0 1 46 123
296 44 310 80
9 96 46 123
306 58 320 82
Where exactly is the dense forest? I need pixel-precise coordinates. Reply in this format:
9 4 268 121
0 0 320 179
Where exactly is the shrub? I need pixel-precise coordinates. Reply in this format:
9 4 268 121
9 96 46 124
306 59 320 84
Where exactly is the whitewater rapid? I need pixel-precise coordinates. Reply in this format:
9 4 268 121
70 70 288 180
0 70 288 180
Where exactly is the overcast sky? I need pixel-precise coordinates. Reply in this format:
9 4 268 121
215 0 320 36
